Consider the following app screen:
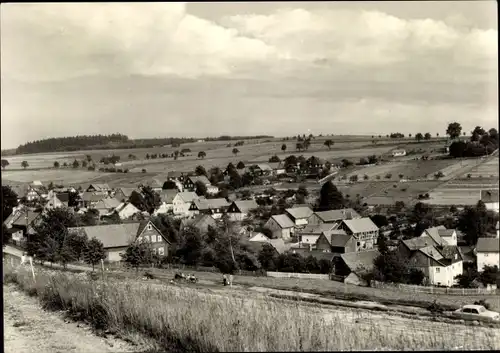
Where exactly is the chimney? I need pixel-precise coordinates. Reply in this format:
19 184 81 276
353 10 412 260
346 211 352 220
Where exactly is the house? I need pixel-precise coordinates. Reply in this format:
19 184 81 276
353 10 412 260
143 179 163 192
86 184 110 193
183 175 211 191
154 190 178 215
264 214 296 240
336 250 380 286
392 149 406 157
285 206 314 227
92 198 122 217
248 232 271 243
316 229 356 254
113 202 141 220
418 225 448 246
297 224 339 248
308 208 361 226
180 213 217 234
188 198 230 219
167 171 186 182
172 192 201 216
226 200 259 221
113 187 139 202
44 190 69 210
399 238 464 287
68 220 170 262
480 190 499 213
3 208 41 245
476 237 500 271
249 164 273 176
437 228 458 246
337 218 379 251
268 162 286 175
80 192 109 208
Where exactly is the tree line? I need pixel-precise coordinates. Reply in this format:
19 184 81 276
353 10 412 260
16 134 130 154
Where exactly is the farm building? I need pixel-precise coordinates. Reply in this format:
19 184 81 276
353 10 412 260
392 149 406 157
80 191 109 208
93 198 122 217
188 198 231 219
308 208 361 226
337 218 379 251
476 237 500 272
480 190 499 213
67 221 170 262
183 175 218 194
265 214 295 240
285 206 314 227
226 199 259 221
316 229 357 254
113 202 141 220
336 250 380 286
297 224 339 247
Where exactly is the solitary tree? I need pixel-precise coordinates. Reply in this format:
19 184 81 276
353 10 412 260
281 144 287 152
232 148 239 156
121 241 154 273
424 132 431 140
317 181 345 211
72 159 79 168
415 133 424 142
195 165 208 177
82 237 106 271
21 161 29 169
296 143 303 151
324 139 334 150
1 159 9 169
53 161 60 168
236 161 245 169
446 122 462 140
198 151 206 159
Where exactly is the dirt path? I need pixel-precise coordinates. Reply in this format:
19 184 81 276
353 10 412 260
3 284 142 353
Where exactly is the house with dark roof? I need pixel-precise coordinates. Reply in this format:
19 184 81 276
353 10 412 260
79 191 109 208
337 218 379 252
476 237 500 272
308 208 361 226
86 184 110 193
285 206 314 227
248 164 273 176
183 175 218 194
188 198 230 219
4 208 42 245
68 220 170 262
227 200 259 221
336 250 380 286
480 190 499 213
44 190 70 210
264 214 295 240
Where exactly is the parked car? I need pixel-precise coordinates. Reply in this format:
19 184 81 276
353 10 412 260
452 305 500 322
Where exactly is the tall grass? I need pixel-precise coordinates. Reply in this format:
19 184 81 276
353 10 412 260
3 264 499 352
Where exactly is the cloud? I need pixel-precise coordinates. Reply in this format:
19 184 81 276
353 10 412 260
1 3 496 82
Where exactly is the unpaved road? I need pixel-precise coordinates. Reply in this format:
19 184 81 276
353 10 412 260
3 284 142 353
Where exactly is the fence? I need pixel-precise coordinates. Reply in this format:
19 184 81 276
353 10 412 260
266 271 330 280
370 280 499 295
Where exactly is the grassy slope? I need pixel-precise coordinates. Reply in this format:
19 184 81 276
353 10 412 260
3 264 499 351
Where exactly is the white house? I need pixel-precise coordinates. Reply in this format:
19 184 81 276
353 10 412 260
392 149 406 157
172 192 200 216
437 228 458 246
226 200 259 221
249 232 271 243
285 206 314 227
481 190 499 213
476 237 500 272
154 190 177 215
114 202 141 220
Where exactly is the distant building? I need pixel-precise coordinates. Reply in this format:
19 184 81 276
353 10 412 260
480 190 499 213
476 237 500 272
392 149 406 157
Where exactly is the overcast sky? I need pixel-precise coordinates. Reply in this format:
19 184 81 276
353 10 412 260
1 1 497 149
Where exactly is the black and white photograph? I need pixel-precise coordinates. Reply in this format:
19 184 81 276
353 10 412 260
1 1 499 351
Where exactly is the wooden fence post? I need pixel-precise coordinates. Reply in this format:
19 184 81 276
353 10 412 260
29 257 35 281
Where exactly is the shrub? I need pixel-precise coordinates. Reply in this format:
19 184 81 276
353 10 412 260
117 169 123 173
124 169 129 173
474 300 491 310
467 174 472 179
142 169 147 173
385 173 392 179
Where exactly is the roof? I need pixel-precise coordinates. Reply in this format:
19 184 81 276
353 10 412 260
81 192 108 202
300 223 338 235
326 231 352 247
88 183 110 191
188 175 211 186
181 214 217 230
402 237 438 251
68 223 141 248
55 192 70 203
115 202 140 213
341 250 380 275
476 237 500 253
437 229 456 237
423 226 447 246
438 245 462 261
176 192 199 203
342 218 379 234
481 190 499 203
160 190 177 204
8 209 41 227
231 200 259 213
94 198 122 209
254 164 273 171
249 233 271 242
313 209 361 222
301 250 336 262
192 198 230 211
167 171 185 178
269 214 295 229
116 187 138 198
144 179 163 188
285 206 314 220
269 238 288 254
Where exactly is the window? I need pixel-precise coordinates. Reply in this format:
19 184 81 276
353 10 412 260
144 235 149 242
147 224 152 231
158 247 164 256
435 267 440 273
152 248 157 254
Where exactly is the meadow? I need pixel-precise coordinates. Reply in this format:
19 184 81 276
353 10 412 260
4 263 500 351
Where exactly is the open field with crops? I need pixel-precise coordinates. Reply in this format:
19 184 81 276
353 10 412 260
3 264 500 351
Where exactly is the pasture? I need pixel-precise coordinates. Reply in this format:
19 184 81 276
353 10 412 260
363 181 444 206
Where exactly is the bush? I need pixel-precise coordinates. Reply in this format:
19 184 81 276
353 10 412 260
385 173 392 179
474 300 491 310
142 169 147 173
124 169 129 173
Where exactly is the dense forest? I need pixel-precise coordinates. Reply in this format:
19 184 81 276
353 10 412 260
11 134 276 155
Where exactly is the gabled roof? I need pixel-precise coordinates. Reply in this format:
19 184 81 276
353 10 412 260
341 249 380 275
160 190 178 204
115 202 140 214
253 163 273 171
313 209 361 222
9 185 29 198
116 187 139 199
481 190 499 203
175 192 199 203
188 175 211 186
402 237 438 251
341 218 378 234
418 245 445 264
191 198 230 211
423 226 447 246
81 192 108 202
300 223 338 235
269 238 288 254
323 230 351 247
231 200 259 213
437 229 456 237
181 214 217 231
269 214 295 229
144 179 163 188
7 209 41 228
249 232 271 242
94 198 121 210
476 237 500 253
285 206 314 220
88 183 110 191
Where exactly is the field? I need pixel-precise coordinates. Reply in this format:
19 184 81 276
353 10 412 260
4 263 500 351
362 181 444 206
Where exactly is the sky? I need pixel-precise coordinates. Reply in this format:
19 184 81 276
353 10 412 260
1 1 497 149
